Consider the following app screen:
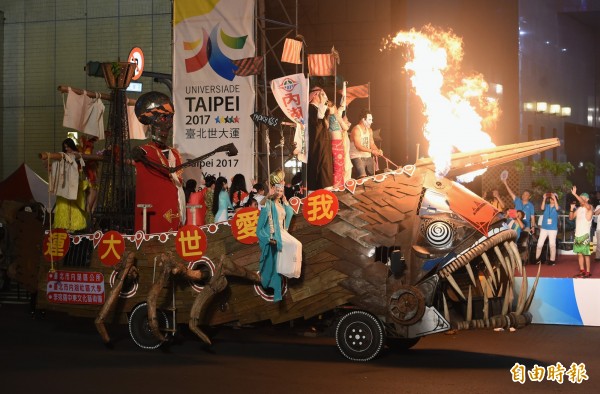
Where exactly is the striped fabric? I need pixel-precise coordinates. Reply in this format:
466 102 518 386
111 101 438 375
308 54 335 76
340 84 369 105
281 38 303 64
233 56 264 76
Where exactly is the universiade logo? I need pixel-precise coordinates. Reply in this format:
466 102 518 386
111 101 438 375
184 24 248 81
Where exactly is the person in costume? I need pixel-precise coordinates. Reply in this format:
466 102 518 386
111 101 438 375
132 91 185 233
257 170 302 302
326 101 351 188
229 173 249 211
307 87 333 191
186 176 208 226
203 175 217 224
50 138 87 231
212 176 233 223
79 134 99 213
349 108 382 178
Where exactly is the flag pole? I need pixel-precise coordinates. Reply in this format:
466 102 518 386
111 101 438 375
331 46 339 107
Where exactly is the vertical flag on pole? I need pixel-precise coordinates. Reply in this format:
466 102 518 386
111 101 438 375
307 54 335 76
340 83 370 106
270 74 309 163
281 38 303 64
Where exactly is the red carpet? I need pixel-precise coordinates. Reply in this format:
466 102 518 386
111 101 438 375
519 254 600 278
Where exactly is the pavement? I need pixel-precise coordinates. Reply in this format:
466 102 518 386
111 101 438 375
1 302 599 393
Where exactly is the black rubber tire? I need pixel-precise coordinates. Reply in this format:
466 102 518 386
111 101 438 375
335 310 384 362
386 337 420 352
128 302 170 350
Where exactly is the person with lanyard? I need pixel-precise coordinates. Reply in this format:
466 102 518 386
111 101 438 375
502 177 535 232
570 187 593 278
535 192 560 265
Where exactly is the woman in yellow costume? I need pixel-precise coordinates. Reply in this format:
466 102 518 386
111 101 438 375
49 138 88 231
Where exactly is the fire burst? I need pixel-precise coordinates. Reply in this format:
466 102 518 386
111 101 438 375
384 25 500 182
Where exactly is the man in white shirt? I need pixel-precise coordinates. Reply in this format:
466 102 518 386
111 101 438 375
570 187 593 278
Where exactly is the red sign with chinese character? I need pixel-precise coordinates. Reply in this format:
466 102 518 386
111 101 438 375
231 207 259 244
46 270 105 305
176 225 208 261
42 229 70 262
302 189 339 226
97 231 125 266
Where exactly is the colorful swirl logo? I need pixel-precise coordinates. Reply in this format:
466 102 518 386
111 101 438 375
184 24 248 81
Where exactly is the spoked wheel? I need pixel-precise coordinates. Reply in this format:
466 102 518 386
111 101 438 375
129 302 170 350
335 310 384 362
386 337 420 352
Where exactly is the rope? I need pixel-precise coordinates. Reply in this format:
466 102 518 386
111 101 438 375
380 154 400 170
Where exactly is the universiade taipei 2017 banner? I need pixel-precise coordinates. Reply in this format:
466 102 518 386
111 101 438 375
173 0 255 183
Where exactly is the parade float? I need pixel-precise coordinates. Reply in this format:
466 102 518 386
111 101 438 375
8 8 560 361
33 68 557 359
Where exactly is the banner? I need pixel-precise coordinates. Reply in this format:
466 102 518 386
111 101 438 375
270 73 309 163
173 0 256 184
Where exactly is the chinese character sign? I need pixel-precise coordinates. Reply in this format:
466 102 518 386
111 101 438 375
271 73 309 163
47 270 105 305
97 231 125 267
231 207 259 244
42 229 70 262
303 189 339 226
173 0 255 185
176 225 208 261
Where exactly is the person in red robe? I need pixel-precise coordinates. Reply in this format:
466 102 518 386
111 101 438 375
132 92 185 233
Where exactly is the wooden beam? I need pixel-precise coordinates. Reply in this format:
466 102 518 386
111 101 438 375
57 85 137 106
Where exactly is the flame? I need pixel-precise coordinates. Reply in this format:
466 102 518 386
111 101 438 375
384 26 499 182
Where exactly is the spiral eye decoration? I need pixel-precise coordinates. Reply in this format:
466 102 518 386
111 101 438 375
425 221 454 248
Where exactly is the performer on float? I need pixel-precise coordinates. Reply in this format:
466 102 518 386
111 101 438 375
132 91 185 233
307 87 333 191
257 170 302 302
79 134 99 213
49 138 88 231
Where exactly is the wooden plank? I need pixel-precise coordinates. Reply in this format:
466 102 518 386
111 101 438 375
358 212 383 225
322 228 374 257
370 222 399 238
337 192 360 208
336 209 369 228
288 268 347 303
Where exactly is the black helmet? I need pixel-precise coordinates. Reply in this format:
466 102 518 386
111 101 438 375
134 91 174 126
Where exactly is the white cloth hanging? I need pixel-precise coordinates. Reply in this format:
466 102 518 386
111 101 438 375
81 92 105 139
127 105 149 140
49 153 80 200
62 88 86 131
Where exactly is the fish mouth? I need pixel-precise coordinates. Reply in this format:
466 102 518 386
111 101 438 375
437 226 540 331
